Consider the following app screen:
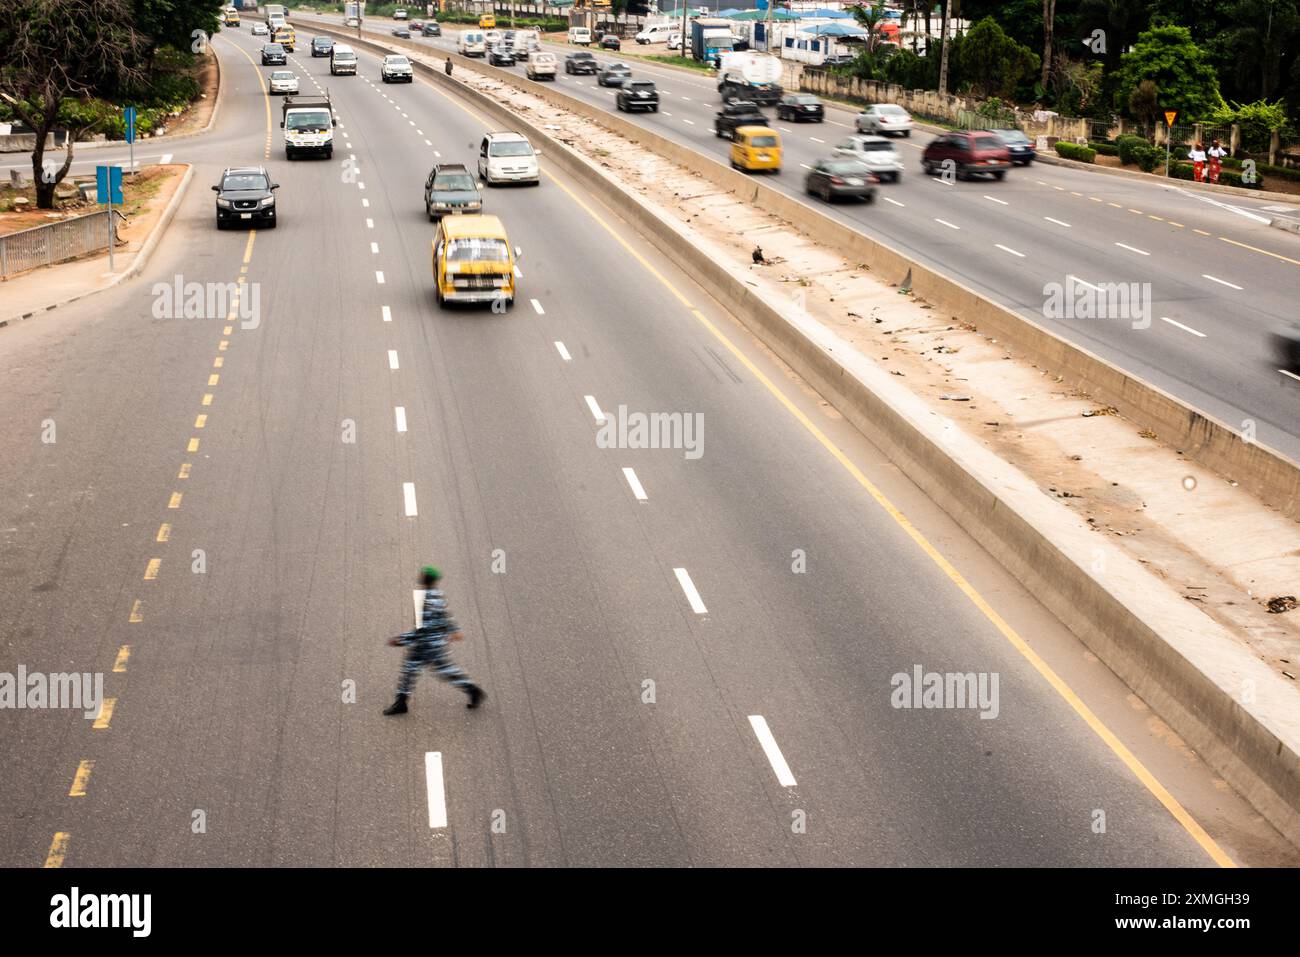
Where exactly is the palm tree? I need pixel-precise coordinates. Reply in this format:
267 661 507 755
848 1 890 53
898 0 923 53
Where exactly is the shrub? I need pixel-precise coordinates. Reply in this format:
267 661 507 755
1133 144 1163 172
1116 133 1149 166
1092 142 1119 156
1054 141 1096 162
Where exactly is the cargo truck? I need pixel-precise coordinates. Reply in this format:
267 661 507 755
281 94 335 160
691 17 734 66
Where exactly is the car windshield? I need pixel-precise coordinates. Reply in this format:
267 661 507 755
265 44 283 52
794 96 818 104
447 238 509 262
387 57 409 65
222 174 268 191
630 83 654 92
996 130 1029 144
856 140 895 152
879 105 908 115
271 72 294 80
335 53 355 60
489 141 533 157
434 173 477 191
971 134 1002 148
286 111 330 132
825 161 870 175
749 135 778 148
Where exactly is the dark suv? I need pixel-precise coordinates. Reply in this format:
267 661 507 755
213 166 279 229
921 131 1012 180
311 36 333 57
261 42 287 65
714 100 766 140
564 51 597 74
616 80 659 113
423 163 482 220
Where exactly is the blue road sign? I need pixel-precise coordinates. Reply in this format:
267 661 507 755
96 165 124 205
124 106 137 145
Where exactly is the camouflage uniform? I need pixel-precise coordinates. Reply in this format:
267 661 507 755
394 588 473 695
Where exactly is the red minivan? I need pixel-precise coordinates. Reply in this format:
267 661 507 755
921 131 1012 181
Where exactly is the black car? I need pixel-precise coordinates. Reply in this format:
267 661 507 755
422 22 441 37
260 42 287 66
776 93 824 123
989 128 1037 165
804 158 878 203
392 26 411 38
311 36 333 57
599 33 621 50
714 100 766 140
597 63 631 87
565 51 597 74
488 44 516 66
213 166 278 229
616 79 659 113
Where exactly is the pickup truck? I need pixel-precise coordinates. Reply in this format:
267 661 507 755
281 94 335 160
714 100 766 140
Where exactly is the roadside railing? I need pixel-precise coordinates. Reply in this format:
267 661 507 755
0 209 120 280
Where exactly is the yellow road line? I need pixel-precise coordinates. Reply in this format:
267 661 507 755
1219 235 1300 267
1148 214 1164 221
223 326 233 336
156 523 171 542
218 340 229 351
113 645 131 672
129 599 143 623
69 760 94 797
43 832 70 867
1108 202 1123 208
195 414 207 428
219 33 274 164
143 558 161 581
202 393 214 406
543 159 1234 867
92 698 116 730
1169 221 1185 228
178 463 192 479
213 356 224 368
209 374 220 386
168 492 183 509
187 438 200 453
1194 228 1211 236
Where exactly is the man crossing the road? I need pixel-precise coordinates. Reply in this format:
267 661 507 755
383 566 486 716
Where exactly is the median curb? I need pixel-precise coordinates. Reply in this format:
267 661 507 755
316 22 1300 850
1034 150 1300 203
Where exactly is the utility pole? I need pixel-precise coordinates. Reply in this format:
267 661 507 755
937 0 950 95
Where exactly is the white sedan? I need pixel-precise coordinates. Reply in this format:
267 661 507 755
268 71 299 95
856 103 914 137
252 22 269 36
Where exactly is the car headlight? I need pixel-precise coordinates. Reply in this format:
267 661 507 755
260 196 275 207
216 198 232 208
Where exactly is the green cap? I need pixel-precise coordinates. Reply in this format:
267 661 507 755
421 565 441 581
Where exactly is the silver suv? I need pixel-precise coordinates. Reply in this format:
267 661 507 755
381 54 413 83
833 134 905 182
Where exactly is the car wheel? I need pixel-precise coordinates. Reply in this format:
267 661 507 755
822 185 832 202
265 218 277 230
325 148 332 159
864 192 875 204
903 130 911 138
992 170 1006 181
922 160 933 175
216 215 225 230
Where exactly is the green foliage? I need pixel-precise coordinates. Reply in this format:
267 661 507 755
1093 142 1120 156
1116 24 1224 121
1209 99 1293 154
881 48 930 90
1116 133 1150 166
1133 143 1164 173
955 17 1039 99
1054 141 1097 163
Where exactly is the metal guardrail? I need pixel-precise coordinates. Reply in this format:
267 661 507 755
0 208 120 279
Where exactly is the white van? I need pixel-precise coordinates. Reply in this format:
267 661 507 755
524 51 556 81
511 29 540 53
635 23 676 45
568 27 591 45
330 44 357 75
458 30 486 57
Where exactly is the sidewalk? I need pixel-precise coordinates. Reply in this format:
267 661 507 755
0 164 192 328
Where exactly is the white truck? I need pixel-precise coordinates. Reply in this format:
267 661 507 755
717 51 783 106
281 93 335 160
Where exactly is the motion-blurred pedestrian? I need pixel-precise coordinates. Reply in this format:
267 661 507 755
383 566 485 716
1188 141 1207 182
1208 139 1227 184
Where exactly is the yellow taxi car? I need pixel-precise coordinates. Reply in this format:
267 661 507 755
273 25 297 51
224 9 240 27
729 126 782 173
432 214 519 308
479 13 496 28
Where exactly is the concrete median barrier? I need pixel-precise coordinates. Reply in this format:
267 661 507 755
307 21 1300 849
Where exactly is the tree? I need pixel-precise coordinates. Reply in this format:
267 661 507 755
1116 24 1225 120
1219 0 1300 100
1041 0 1056 91
1128 77 1160 128
0 0 146 209
849 1 892 52
957 16 1039 99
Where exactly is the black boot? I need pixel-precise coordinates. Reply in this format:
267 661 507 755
383 694 409 716
465 685 486 710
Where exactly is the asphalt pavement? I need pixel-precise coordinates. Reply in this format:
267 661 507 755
0 22 1295 867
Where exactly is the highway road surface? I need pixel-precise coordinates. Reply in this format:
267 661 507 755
0 22 1295 868
285 12 1300 462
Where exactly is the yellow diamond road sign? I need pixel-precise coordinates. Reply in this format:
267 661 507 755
1164 110 1178 127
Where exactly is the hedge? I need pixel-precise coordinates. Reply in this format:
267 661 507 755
1169 162 1262 189
1092 142 1119 156
1054 141 1096 163
1116 134 1148 167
